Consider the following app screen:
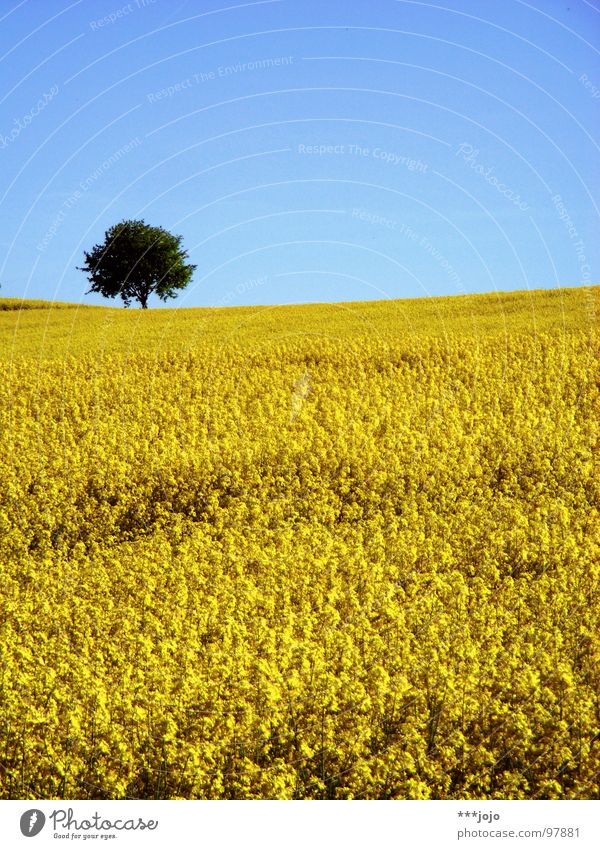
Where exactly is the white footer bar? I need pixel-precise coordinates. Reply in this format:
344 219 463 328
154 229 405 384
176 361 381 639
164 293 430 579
1 799 599 849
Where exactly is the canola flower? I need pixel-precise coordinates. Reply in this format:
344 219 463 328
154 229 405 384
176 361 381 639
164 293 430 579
0 286 598 800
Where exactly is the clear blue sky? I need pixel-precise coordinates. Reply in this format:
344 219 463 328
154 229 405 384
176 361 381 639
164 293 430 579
0 0 598 308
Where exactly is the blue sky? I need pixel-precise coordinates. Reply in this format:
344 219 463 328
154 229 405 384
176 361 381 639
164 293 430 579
0 0 598 308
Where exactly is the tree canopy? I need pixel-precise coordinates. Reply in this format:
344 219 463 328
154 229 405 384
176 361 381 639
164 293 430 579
79 219 196 308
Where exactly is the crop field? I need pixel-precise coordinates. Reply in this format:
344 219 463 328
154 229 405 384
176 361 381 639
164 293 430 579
0 285 598 800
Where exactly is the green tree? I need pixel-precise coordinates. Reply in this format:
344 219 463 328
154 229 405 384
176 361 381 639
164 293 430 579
79 219 196 308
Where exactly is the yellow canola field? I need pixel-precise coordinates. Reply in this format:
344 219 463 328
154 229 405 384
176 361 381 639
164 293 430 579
0 286 598 799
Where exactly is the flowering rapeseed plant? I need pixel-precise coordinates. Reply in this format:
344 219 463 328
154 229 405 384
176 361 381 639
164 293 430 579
0 286 597 799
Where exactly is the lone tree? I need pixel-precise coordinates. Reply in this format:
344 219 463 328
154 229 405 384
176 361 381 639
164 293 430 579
79 219 196 308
